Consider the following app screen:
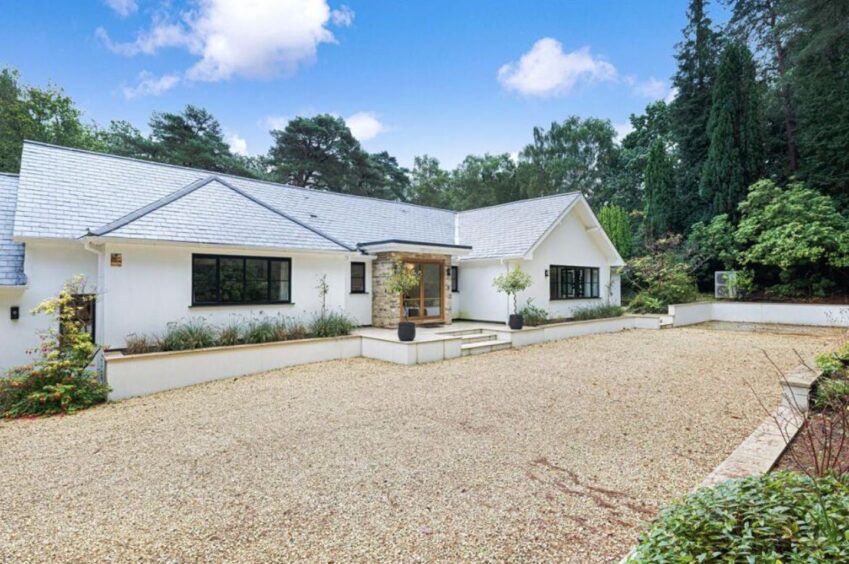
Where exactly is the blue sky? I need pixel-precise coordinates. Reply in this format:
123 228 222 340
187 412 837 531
1 0 728 169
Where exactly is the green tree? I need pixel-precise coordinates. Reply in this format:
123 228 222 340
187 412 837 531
725 0 798 177
783 0 849 207
408 155 453 208
644 141 676 238
700 42 764 219
517 116 618 203
670 0 722 224
267 114 362 190
0 68 100 173
349 150 411 201
452 153 520 210
598 205 633 258
734 179 849 294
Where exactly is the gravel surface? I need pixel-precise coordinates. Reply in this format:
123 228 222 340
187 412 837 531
0 326 841 562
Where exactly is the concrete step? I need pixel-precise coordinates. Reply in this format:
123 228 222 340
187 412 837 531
460 339 512 356
460 332 498 344
440 328 488 337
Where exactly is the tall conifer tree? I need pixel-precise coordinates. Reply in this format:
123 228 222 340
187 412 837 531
644 141 676 238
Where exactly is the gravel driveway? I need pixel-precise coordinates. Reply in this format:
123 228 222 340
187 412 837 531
0 326 841 562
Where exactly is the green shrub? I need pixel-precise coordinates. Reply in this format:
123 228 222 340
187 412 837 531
242 316 278 344
628 293 666 314
160 318 218 351
1 277 110 418
630 472 849 562
814 342 849 407
625 235 699 313
518 299 548 326
217 321 243 347
572 304 624 321
124 333 160 354
311 310 355 338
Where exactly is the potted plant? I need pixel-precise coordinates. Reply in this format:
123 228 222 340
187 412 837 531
386 260 421 341
492 266 533 330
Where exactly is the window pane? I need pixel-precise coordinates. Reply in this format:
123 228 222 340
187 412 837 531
246 258 269 302
270 260 290 302
220 257 244 303
584 268 592 297
451 266 459 292
193 256 218 304
592 269 600 297
351 262 365 293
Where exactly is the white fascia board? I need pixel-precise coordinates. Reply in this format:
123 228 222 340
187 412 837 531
360 242 472 256
80 235 363 258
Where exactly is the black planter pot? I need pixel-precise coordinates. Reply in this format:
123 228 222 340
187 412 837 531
398 321 416 342
508 314 524 330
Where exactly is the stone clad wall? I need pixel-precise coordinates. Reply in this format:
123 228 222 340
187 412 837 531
371 251 453 328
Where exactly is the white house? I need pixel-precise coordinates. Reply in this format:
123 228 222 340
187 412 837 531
0 141 624 372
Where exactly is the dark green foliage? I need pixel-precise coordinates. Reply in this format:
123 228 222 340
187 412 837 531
597 204 633 258
571 304 624 321
670 0 721 223
700 42 764 219
518 116 618 203
0 68 100 173
643 141 676 238
785 0 849 208
517 299 548 326
310 310 356 338
408 155 454 209
631 472 849 562
626 236 699 313
452 153 521 210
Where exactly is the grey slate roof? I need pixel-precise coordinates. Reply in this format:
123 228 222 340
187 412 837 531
0 173 26 285
13 142 586 260
457 193 580 259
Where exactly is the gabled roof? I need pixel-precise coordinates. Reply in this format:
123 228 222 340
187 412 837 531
13 142 618 262
0 173 26 286
89 177 350 252
457 193 580 260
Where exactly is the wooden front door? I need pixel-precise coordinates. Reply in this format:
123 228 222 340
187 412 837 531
400 261 444 322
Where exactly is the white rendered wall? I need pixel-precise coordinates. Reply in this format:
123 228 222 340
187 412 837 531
453 260 511 322
99 242 367 349
0 241 97 373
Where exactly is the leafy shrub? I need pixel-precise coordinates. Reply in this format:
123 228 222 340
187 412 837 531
217 321 242 347
124 333 160 354
628 292 666 314
310 310 355 338
518 299 548 326
814 342 849 407
242 316 278 344
572 304 624 321
1 277 110 418
492 266 533 314
160 318 218 351
630 472 849 562
626 236 698 313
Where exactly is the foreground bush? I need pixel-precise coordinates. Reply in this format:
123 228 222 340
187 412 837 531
518 299 548 326
630 472 849 562
310 310 356 338
572 304 624 321
625 235 698 314
1 277 110 418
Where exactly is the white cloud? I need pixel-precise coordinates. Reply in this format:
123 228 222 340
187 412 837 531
614 121 634 143
627 76 668 99
262 115 292 131
227 133 249 155
497 38 617 97
665 86 679 104
121 71 181 99
345 111 386 141
104 0 138 17
99 0 354 83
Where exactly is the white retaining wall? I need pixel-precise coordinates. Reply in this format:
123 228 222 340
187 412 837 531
670 302 849 327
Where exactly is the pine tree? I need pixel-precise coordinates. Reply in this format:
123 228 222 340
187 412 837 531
670 0 721 226
699 42 764 219
598 204 633 258
644 141 676 239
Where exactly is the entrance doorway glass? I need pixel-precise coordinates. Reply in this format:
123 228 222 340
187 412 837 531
401 261 443 321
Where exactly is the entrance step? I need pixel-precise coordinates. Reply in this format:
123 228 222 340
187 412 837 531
460 338 512 356
460 332 498 344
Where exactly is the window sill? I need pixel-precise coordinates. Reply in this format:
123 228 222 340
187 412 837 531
190 302 295 308
350 292 369 295
549 297 602 301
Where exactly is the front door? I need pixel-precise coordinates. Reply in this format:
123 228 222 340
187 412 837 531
401 261 444 322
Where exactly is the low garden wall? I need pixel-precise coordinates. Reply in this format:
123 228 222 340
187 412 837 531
502 315 662 347
670 301 849 327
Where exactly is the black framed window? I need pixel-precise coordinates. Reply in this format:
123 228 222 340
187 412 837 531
550 266 600 300
351 262 366 294
451 266 459 292
192 254 291 305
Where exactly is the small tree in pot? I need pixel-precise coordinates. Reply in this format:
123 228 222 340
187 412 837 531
492 266 533 329
386 260 421 341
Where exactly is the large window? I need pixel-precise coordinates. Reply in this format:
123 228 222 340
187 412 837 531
192 255 291 305
351 262 366 294
550 266 600 300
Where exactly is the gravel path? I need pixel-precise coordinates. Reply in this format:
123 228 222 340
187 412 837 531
0 327 841 562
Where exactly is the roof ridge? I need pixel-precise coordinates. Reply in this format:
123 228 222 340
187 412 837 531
457 191 582 214
22 140 457 215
